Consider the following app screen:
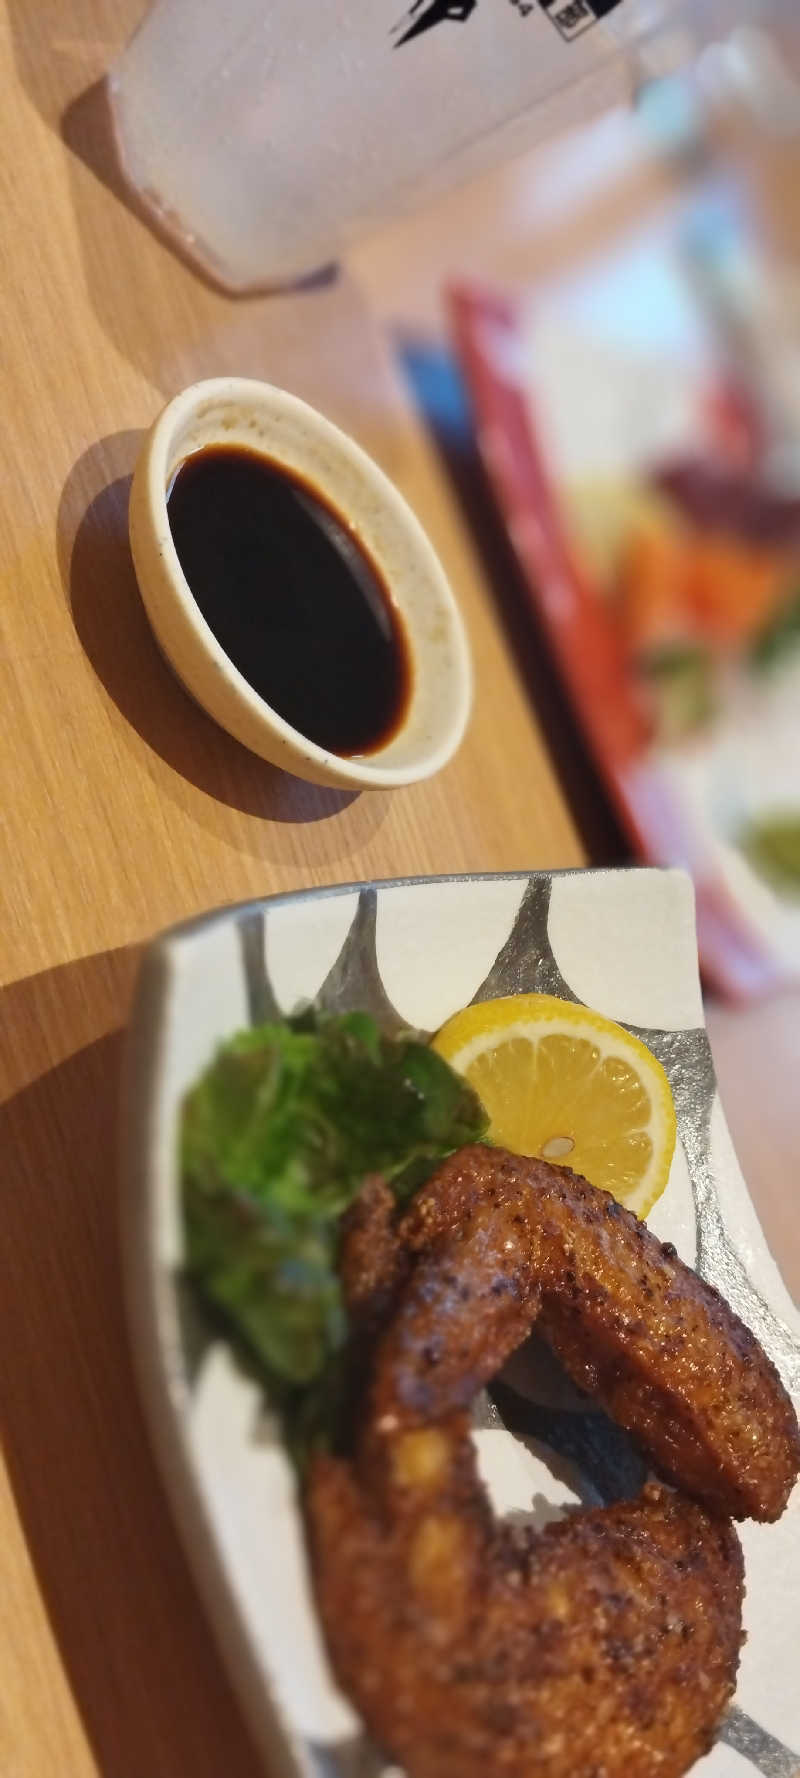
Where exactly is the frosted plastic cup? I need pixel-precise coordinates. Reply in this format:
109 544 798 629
109 0 741 293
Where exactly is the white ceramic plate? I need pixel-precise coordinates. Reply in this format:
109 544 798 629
122 869 800 1778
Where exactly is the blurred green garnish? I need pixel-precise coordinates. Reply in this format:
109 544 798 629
181 1009 488 1462
750 588 800 672
642 642 714 740
741 814 800 898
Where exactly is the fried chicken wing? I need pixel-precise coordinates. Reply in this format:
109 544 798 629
309 1461 743 1778
381 1146 800 1522
307 1147 800 1778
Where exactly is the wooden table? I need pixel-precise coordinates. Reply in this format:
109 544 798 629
1 7 797 1776
0 5 595 1774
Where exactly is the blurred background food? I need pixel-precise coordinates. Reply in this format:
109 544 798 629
350 2 800 1258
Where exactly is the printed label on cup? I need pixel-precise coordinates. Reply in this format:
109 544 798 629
392 0 624 46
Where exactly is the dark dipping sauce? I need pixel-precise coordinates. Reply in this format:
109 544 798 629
167 444 412 756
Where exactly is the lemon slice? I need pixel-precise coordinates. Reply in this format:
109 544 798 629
432 994 676 1218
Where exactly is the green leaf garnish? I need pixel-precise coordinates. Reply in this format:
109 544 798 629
181 1010 488 1463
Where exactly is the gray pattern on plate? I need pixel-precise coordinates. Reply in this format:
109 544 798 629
720 1709 800 1778
238 907 281 1025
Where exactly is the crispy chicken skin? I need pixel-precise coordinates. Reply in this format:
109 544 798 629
308 1463 743 1778
304 1146 797 1778
373 1147 800 1522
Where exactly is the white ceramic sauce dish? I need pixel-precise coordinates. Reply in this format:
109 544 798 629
129 377 473 789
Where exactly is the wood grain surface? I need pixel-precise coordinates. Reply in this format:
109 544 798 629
0 4 593 1774
1 4 796 1776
